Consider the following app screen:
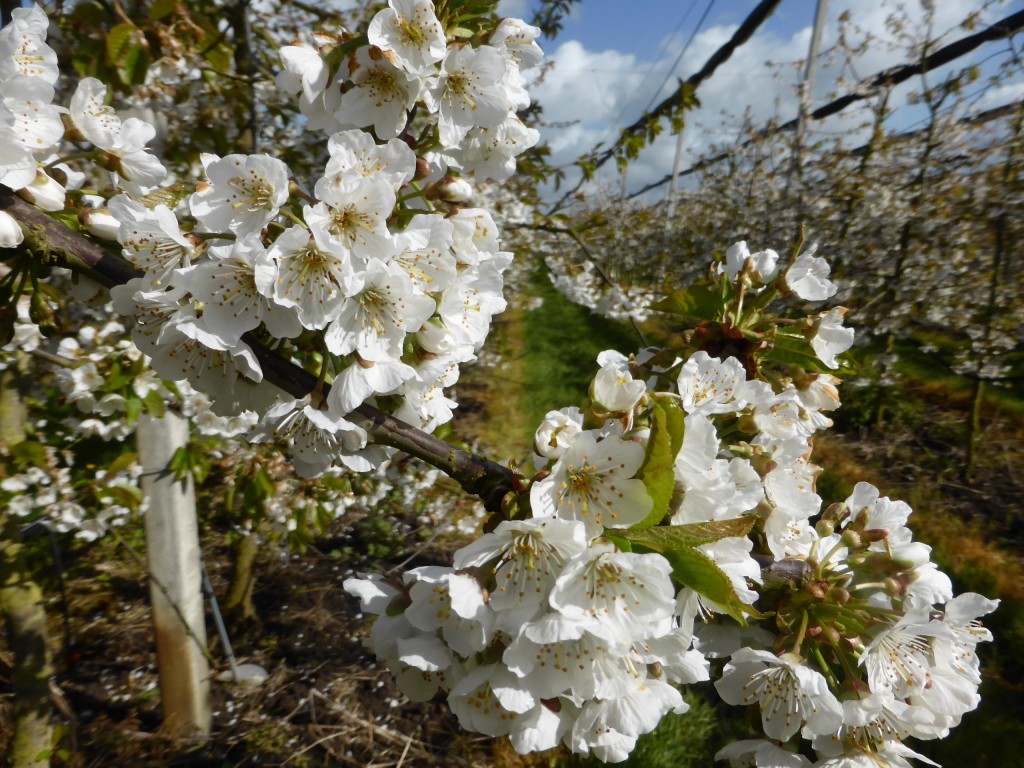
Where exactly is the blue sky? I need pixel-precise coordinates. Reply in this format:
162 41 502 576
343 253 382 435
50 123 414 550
495 0 1024 199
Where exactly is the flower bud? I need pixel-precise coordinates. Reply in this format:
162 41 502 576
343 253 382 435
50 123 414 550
829 586 851 605
414 156 432 181
861 528 889 544
28 292 59 337
819 624 842 646
303 352 324 375
821 502 848 525
0 210 24 248
804 581 828 601
815 518 835 537
435 176 473 204
841 529 862 550
19 171 66 211
78 208 120 240
417 320 457 355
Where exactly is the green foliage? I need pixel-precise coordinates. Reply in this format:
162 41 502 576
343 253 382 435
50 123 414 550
568 690 731 768
520 271 640 438
106 23 151 86
623 518 757 550
529 0 582 39
651 285 726 324
633 397 685 530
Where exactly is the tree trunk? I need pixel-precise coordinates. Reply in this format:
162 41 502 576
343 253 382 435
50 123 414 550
1 368 53 768
223 534 259 622
964 377 984 482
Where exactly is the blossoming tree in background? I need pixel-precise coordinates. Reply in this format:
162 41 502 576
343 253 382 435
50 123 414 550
0 1 1001 766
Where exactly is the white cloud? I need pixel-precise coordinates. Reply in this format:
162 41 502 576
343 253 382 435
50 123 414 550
495 0 528 19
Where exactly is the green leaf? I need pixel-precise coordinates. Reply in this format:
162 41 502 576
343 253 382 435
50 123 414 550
118 43 151 86
124 396 142 426
622 517 756 550
651 285 722 323
105 361 133 391
105 484 142 509
204 43 234 76
142 389 166 419
765 331 838 373
149 0 178 20
605 533 631 552
662 547 754 625
10 440 47 470
106 23 138 67
632 397 685 530
106 451 139 477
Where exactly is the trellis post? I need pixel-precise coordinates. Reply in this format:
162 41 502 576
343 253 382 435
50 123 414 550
137 410 211 740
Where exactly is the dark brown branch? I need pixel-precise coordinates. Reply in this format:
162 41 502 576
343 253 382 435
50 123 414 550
0 188 516 513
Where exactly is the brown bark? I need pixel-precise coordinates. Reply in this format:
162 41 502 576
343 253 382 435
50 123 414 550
223 534 258 621
1 365 54 768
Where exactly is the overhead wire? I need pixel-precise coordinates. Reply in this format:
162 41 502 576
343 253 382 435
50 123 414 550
604 0 703 189
624 7 1024 199
641 0 718 116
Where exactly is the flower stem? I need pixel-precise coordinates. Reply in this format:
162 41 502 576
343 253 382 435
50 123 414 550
791 608 810 655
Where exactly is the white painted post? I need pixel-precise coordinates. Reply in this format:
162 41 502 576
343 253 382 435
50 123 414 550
137 410 211 741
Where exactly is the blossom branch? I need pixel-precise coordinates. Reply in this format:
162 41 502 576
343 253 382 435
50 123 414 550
0 188 516 512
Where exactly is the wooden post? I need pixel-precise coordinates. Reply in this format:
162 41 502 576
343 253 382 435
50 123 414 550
137 411 211 741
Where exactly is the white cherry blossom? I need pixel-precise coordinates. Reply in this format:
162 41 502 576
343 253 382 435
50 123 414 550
190 153 290 235
256 398 368 477
715 649 843 741
367 0 446 76
306 180 396 263
256 226 350 330
810 307 855 369
68 78 166 191
336 48 420 140
784 243 837 301
323 258 435 361
317 129 416 197
426 45 511 147
533 407 584 463
453 517 587 615
0 5 58 84
108 195 195 284
719 241 779 285
678 351 755 416
175 237 302 343
530 429 652 536
276 43 328 103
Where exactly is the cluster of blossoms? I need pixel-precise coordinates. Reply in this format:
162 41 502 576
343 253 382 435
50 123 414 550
277 0 541 182
1 2 542 478
546 254 659 323
346 242 996 764
0 442 138 542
